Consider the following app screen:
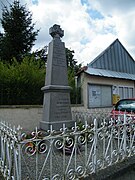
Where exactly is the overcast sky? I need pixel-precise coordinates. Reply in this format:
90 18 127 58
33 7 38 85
0 0 135 65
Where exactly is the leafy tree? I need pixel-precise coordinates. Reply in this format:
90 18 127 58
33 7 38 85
0 0 39 63
32 46 48 63
0 32 3 60
66 48 82 73
66 48 82 104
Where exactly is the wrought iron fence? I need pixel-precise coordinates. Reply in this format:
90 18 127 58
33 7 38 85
0 113 135 179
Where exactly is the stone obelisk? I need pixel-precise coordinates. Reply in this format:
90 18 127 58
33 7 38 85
40 24 74 130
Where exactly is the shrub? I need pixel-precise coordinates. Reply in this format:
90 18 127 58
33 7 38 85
0 57 45 105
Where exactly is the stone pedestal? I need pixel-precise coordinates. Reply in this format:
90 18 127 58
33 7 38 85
40 24 75 130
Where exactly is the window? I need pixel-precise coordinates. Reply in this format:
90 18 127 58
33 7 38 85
119 87 134 99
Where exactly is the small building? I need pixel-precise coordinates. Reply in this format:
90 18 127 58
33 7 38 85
77 39 135 108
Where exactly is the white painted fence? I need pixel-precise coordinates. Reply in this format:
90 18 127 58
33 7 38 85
0 113 135 179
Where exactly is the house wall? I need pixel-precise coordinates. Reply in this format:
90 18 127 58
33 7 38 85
81 72 135 108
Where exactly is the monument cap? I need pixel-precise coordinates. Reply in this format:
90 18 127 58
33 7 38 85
49 24 64 38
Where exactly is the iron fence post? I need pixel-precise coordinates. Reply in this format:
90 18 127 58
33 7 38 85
123 114 127 159
93 119 97 173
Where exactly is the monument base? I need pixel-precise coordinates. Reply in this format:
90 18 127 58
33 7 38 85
40 87 75 131
39 120 75 131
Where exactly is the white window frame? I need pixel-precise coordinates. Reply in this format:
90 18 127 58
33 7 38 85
118 86 134 99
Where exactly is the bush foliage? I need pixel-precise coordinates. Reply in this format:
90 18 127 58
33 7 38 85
0 57 45 105
0 57 81 105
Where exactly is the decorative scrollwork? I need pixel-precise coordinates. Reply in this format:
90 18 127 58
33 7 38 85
65 137 74 148
54 139 64 150
131 146 135 153
96 159 103 169
105 155 111 165
52 174 61 180
87 162 94 173
24 140 48 156
112 150 118 157
126 146 132 155
87 133 94 142
76 166 85 177
21 133 27 140
67 169 75 180
98 131 105 140
112 127 118 136
77 134 86 145
25 142 36 156
119 149 125 157
37 140 48 153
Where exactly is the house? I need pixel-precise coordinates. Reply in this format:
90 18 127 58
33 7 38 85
77 39 135 108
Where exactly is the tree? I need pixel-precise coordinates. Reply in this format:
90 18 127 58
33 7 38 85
33 46 48 63
66 48 81 73
66 48 82 104
0 0 39 63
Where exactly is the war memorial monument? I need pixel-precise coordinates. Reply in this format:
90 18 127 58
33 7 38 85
40 24 75 130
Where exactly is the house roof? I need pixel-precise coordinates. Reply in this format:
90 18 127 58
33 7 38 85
88 39 135 74
85 67 135 80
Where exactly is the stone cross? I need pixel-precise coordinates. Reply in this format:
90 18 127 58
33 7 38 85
40 24 75 130
49 24 64 38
